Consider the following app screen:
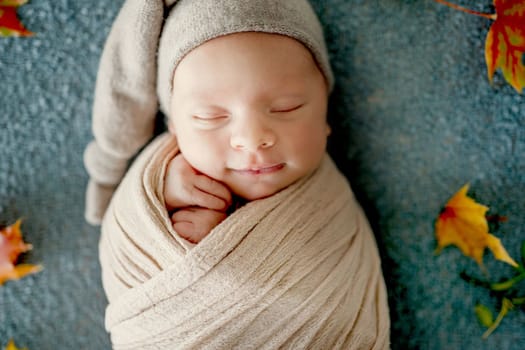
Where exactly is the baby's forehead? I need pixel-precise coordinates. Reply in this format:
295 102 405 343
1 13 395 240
172 33 320 82
175 33 315 68
168 34 327 111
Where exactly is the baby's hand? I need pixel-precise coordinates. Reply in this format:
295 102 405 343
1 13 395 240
171 207 227 244
164 154 232 211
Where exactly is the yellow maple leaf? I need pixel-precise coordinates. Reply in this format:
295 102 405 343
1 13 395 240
435 184 518 268
4 339 27 350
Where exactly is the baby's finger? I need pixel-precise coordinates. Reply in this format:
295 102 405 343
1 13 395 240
194 175 232 207
172 220 194 234
172 222 199 244
171 207 197 222
187 188 228 210
172 209 210 244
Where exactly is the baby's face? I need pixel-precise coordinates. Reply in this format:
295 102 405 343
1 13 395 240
169 32 330 200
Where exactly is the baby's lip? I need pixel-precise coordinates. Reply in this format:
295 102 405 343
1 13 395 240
232 163 285 175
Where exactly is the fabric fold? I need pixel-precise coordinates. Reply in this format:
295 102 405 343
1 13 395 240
99 132 390 349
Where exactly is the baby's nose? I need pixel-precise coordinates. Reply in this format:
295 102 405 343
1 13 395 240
230 119 276 151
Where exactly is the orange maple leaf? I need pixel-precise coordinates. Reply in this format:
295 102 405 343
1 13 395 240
0 0 33 37
4 339 27 350
0 219 42 285
434 0 525 93
435 184 518 268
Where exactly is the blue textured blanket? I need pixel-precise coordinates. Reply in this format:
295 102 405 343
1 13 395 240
0 0 523 349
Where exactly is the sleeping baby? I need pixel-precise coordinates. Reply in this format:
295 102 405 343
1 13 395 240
83 0 390 349
163 32 330 244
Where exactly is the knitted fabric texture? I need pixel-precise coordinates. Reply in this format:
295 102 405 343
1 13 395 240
84 0 334 225
99 133 390 349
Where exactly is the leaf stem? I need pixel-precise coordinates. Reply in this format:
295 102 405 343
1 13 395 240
512 296 525 305
482 298 513 339
491 272 525 291
433 0 497 20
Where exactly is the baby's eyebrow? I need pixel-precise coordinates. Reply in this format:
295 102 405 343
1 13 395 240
190 103 229 112
272 93 305 100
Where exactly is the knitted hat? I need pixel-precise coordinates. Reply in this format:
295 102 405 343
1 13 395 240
84 0 334 225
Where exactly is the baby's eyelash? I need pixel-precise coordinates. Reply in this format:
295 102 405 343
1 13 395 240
192 115 228 121
272 104 304 113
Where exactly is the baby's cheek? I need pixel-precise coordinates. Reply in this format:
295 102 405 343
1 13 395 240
296 130 326 163
194 154 223 179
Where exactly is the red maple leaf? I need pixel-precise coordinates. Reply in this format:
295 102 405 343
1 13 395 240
435 0 525 93
0 0 33 37
486 0 525 92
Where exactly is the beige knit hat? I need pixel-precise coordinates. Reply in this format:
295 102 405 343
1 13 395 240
84 0 334 225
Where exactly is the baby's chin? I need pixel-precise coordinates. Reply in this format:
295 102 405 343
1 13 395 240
229 181 294 201
231 188 275 201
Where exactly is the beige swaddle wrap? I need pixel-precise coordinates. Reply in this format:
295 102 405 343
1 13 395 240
99 133 390 349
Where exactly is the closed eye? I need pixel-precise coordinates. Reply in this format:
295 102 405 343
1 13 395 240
192 115 228 122
271 104 304 113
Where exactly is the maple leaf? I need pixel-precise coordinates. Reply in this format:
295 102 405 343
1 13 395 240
0 219 42 285
0 0 33 37
486 0 525 93
434 0 525 93
4 339 27 350
435 184 518 268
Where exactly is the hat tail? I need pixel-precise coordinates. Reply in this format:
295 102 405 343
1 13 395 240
84 0 167 225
